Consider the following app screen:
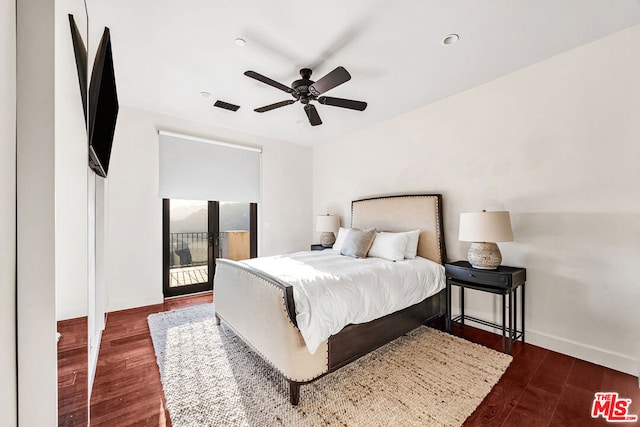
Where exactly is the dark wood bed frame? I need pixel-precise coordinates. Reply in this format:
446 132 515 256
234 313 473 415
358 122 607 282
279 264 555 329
281 194 448 404
215 194 448 404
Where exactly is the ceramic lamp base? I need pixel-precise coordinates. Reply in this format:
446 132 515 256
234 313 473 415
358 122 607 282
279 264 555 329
467 242 502 269
320 232 336 247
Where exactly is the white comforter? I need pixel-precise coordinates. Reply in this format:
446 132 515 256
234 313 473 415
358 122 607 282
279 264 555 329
241 250 445 354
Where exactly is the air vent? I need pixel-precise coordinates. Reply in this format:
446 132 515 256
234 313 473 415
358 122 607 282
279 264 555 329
214 100 240 112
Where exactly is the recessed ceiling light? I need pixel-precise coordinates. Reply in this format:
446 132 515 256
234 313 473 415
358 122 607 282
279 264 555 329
199 91 211 98
234 38 246 47
442 34 460 46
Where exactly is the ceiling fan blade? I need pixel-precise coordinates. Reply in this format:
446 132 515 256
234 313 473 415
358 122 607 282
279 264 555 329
304 104 322 126
244 70 293 93
308 66 351 96
318 96 367 111
254 99 295 113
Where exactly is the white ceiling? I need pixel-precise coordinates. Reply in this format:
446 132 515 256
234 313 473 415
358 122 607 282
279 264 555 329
87 0 640 146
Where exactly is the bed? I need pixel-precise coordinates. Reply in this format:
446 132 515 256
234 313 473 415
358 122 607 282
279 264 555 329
213 194 447 405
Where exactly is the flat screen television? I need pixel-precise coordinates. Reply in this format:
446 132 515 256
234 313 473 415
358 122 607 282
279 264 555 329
68 14 88 125
88 27 119 178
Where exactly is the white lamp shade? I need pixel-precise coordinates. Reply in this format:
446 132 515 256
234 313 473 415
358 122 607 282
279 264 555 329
315 215 340 233
459 211 514 243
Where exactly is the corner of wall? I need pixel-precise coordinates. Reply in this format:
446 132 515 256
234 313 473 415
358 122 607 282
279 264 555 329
0 0 17 423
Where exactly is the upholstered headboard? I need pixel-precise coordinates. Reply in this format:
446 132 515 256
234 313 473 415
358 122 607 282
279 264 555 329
351 194 446 264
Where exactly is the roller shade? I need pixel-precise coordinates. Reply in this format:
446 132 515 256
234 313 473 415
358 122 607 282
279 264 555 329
158 130 261 202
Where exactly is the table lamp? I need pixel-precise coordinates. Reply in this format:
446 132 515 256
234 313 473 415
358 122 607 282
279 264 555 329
316 214 340 247
459 210 514 269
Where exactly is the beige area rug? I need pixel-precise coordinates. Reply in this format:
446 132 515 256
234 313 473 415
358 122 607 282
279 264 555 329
148 304 512 427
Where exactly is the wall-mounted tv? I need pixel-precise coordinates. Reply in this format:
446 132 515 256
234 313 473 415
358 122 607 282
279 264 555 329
88 27 119 178
69 18 119 178
68 15 88 124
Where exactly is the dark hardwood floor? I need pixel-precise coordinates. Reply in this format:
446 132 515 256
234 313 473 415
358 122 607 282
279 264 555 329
57 293 639 426
58 316 88 426
89 292 213 426
453 324 640 427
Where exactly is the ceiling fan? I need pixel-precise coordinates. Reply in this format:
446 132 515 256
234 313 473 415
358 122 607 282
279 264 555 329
244 66 367 126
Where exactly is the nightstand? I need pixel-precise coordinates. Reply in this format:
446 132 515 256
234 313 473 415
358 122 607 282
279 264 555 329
445 261 526 354
310 244 332 251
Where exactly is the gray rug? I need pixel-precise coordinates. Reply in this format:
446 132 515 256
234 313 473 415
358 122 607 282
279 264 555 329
148 304 512 427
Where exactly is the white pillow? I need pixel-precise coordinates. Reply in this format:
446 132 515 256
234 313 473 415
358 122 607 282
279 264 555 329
368 232 411 262
402 229 421 260
332 227 350 252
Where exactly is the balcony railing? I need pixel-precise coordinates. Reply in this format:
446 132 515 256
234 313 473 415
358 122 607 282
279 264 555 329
169 230 251 269
170 232 208 268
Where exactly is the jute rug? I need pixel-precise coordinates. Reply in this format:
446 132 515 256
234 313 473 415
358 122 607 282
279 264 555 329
148 304 512 427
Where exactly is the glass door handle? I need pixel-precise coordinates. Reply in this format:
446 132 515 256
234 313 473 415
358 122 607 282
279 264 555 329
208 232 220 247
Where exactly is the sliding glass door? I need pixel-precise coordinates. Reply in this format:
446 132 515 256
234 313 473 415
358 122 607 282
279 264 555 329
163 199 257 298
219 202 258 261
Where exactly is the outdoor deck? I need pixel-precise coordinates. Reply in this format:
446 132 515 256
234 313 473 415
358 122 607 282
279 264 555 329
169 265 208 287
168 230 249 287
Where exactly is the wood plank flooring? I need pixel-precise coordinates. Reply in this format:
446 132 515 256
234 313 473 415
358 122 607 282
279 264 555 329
451 324 640 427
57 316 88 426
169 265 208 287
56 293 640 426
89 292 213 426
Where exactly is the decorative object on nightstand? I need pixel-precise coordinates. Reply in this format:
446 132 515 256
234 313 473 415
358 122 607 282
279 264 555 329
316 214 340 247
458 210 513 269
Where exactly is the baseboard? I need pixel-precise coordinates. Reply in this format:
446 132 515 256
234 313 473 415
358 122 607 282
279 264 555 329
108 294 163 313
452 310 638 377
163 290 213 300
525 328 638 377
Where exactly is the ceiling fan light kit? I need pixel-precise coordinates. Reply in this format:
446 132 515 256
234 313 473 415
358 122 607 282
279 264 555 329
244 66 367 126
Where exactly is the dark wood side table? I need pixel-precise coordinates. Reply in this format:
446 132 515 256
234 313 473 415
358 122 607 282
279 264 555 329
310 244 332 251
445 261 526 354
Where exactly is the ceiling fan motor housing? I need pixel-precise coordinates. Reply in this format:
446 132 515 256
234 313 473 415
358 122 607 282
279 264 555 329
291 68 315 101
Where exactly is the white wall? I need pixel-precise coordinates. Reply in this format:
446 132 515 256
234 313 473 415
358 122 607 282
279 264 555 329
0 0 17 423
314 25 640 375
106 106 313 311
55 0 89 321
16 0 58 423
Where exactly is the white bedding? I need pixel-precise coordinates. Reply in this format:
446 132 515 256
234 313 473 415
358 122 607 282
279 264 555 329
240 250 445 354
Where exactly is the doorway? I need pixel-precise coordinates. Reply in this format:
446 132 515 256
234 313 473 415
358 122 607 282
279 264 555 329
162 199 257 298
